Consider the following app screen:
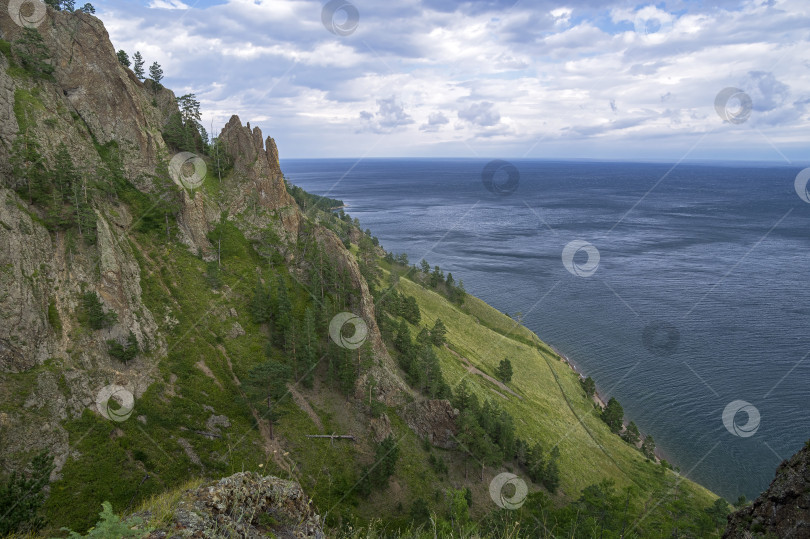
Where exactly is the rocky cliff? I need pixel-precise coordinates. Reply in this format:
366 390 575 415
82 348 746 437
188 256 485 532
0 3 405 488
0 7 171 479
724 441 810 538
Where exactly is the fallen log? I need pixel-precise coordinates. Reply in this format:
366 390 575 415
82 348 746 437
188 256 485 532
305 434 355 441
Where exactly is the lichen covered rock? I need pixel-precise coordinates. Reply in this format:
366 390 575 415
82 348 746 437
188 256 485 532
141 472 324 538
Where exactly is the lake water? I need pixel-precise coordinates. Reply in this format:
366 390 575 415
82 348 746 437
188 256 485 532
281 157 810 500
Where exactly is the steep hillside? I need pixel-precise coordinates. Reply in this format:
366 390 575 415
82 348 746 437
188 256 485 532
0 5 727 538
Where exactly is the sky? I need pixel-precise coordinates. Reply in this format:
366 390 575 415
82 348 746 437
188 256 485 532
96 0 810 161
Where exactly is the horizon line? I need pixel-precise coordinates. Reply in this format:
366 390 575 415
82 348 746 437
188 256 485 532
279 156 805 167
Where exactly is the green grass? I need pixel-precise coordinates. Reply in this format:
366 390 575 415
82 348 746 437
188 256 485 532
390 270 718 533
13 88 46 131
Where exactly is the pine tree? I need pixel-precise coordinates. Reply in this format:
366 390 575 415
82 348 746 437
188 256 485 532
430 318 447 346
0 451 54 535
394 319 414 371
581 376 596 399
249 278 273 324
116 50 130 67
543 446 561 493
133 51 145 80
9 134 47 204
50 144 79 228
275 275 292 346
300 306 318 387
496 358 513 383
13 28 54 80
177 94 202 151
244 360 290 440
107 331 139 365
81 291 117 330
602 397 624 434
162 112 185 150
622 421 641 445
148 154 181 239
430 265 444 287
148 61 163 92
641 435 656 460
415 327 431 347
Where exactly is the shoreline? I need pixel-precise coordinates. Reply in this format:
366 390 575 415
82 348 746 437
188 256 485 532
549 344 607 409
548 343 666 463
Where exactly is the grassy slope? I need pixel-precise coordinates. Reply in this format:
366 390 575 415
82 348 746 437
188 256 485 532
17 185 718 535
392 271 719 534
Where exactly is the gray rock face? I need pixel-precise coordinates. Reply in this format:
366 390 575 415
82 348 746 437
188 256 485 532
724 442 810 538
140 472 324 538
0 191 54 371
312 225 409 407
219 115 294 213
403 399 459 449
39 10 168 179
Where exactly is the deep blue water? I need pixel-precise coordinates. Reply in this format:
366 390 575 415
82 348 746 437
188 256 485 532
281 158 810 500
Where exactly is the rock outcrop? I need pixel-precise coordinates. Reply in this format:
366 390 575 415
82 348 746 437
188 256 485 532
403 399 459 449
724 441 810 538
138 472 324 538
0 9 171 179
312 225 410 406
219 116 292 206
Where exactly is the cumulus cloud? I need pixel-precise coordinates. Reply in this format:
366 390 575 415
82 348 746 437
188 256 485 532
458 102 500 127
420 112 450 132
359 96 414 134
744 71 790 112
95 0 810 160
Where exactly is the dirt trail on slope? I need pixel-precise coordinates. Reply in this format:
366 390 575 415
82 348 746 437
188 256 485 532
287 383 324 432
444 345 522 400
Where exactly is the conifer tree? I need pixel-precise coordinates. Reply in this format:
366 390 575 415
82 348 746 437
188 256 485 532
275 275 292 346
300 306 318 387
133 51 145 79
430 318 447 346
623 421 641 445
13 28 54 80
116 50 130 68
496 358 513 383
148 62 163 92
602 397 624 434
642 435 656 460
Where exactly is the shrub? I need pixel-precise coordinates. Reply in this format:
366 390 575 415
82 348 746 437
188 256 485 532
80 291 117 330
62 501 148 538
0 451 53 535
